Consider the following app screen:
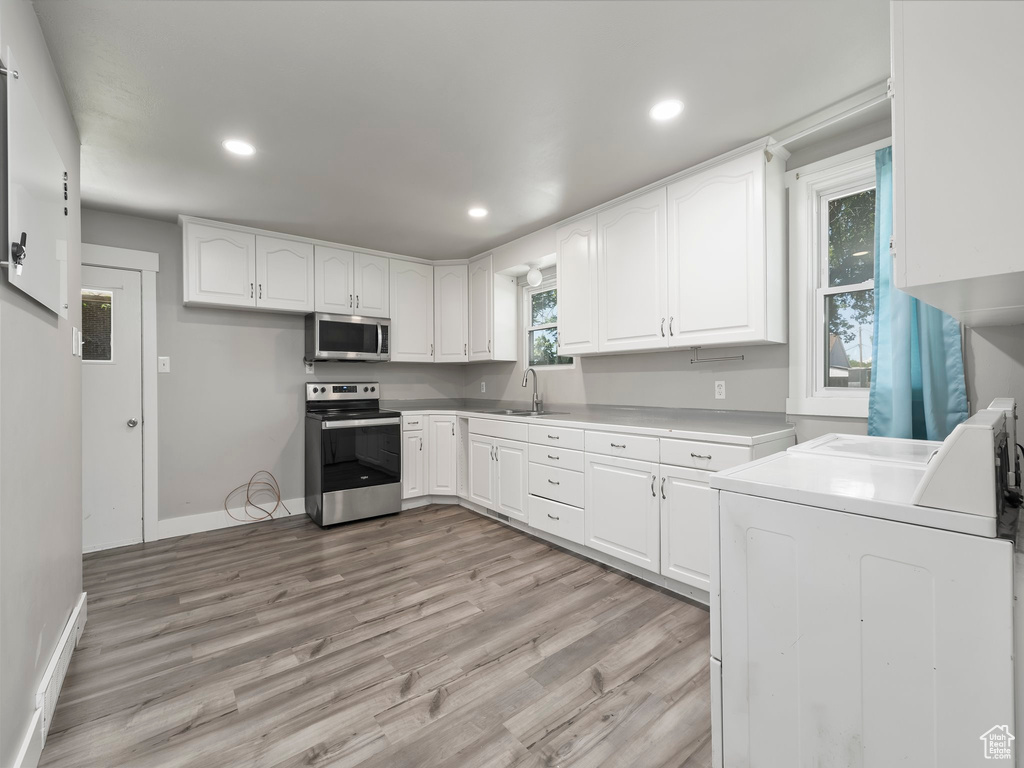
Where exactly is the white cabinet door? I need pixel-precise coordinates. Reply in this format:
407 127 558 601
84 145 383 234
314 245 354 314
585 454 659 570
660 465 714 591
353 252 390 318
428 415 457 495
402 430 427 499
719 490 1014 768
556 215 599 356
597 188 668 353
434 264 469 362
666 151 766 347
389 260 434 362
184 222 257 308
468 435 495 507
495 438 528 522
468 255 493 361
255 235 314 312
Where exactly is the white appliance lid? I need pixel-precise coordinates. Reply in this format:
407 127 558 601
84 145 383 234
789 433 942 465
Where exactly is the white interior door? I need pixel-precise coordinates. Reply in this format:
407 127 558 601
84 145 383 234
82 266 143 552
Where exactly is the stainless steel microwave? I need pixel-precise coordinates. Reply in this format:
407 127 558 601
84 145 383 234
305 313 390 362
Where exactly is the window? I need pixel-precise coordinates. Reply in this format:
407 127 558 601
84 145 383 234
524 276 573 368
82 289 113 362
786 140 889 418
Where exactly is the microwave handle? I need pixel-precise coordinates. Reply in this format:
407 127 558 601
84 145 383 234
377 323 383 356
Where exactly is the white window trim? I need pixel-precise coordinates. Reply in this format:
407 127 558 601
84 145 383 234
785 138 890 419
522 273 575 370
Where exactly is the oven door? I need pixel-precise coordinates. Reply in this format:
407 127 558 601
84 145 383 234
319 418 401 524
306 313 383 361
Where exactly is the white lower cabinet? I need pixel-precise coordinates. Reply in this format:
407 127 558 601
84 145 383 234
659 465 714 591
584 454 660 571
468 434 497 508
428 415 457 495
529 495 585 545
402 430 426 499
494 438 528 522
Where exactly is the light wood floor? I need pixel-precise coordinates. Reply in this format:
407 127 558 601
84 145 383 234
41 504 712 768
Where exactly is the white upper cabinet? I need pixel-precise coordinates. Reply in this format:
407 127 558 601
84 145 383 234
353 253 390 318
255 235 314 312
597 188 669 353
314 245 354 314
468 254 517 362
434 264 469 363
892 1 1024 326
389 260 434 362
556 215 599 356
183 221 257 308
667 149 784 347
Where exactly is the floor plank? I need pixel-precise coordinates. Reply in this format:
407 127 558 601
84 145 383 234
41 504 711 768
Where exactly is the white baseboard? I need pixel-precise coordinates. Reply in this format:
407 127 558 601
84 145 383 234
401 494 461 510
12 709 43 768
158 497 305 539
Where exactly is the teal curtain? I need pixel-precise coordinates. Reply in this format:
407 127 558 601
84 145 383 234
868 147 968 439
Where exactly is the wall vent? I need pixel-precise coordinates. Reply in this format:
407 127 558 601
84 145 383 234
35 592 86 743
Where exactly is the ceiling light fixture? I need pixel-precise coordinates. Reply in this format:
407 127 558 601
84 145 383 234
222 138 255 156
468 207 488 218
649 99 684 122
526 268 543 287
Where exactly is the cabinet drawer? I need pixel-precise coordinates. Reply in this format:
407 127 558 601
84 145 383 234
660 438 752 471
529 495 585 545
402 414 425 431
468 418 529 442
528 443 585 472
529 424 584 451
584 430 660 462
529 462 585 507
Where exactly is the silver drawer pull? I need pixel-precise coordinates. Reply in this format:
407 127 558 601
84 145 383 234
690 452 712 460
547 434 560 440
547 454 559 460
610 442 626 449
547 479 560 486
547 513 560 521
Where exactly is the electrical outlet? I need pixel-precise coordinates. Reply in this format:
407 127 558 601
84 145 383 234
304 360 314 374
715 380 726 400
480 382 486 394
158 356 171 373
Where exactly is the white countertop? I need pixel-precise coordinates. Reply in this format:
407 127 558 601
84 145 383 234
381 399 795 446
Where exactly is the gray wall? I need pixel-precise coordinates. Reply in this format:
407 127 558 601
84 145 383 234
81 209 466 521
0 0 83 764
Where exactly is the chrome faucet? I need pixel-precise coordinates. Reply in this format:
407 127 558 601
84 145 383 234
522 367 542 413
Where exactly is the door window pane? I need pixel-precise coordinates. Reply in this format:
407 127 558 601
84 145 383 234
828 189 875 287
82 290 113 361
825 290 873 389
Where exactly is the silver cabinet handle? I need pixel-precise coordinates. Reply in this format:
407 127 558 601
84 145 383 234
127 418 139 428
488 340 491 353
547 454 559 460
660 318 665 337
431 343 434 356
250 282 254 299
547 513 560 521
464 343 467 355
356 295 360 308
661 477 666 500
610 442 626 449
691 452 712 460
259 284 262 299
548 434 559 440
669 317 674 336
349 294 353 309
419 436 423 452
547 479 560 486
451 424 455 436
651 475 656 497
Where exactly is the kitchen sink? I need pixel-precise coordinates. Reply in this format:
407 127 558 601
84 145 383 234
484 409 569 417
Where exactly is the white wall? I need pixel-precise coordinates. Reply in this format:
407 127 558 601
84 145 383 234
80 209 467 523
0 1 83 764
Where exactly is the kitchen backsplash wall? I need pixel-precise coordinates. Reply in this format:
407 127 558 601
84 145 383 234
81 209 466 522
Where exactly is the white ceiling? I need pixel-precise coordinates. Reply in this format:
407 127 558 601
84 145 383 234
34 0 890 259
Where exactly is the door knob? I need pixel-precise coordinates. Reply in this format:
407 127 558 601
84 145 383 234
127 418 139 428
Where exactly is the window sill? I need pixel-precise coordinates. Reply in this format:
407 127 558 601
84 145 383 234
785 396 868 420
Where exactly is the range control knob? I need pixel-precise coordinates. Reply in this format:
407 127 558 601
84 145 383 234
370 387 376 392
364 386 369 392
312 387 319 393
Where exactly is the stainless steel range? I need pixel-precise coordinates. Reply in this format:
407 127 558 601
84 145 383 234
304 382 401 526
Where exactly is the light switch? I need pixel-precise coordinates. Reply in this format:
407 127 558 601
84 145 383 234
158 356 171 373
480 382 486 393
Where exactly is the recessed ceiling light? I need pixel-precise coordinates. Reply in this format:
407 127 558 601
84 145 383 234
468 207 488 218
649 99 684 122
222 139 255 156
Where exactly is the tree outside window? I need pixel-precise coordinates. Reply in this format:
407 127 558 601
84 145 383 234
525 280 572 367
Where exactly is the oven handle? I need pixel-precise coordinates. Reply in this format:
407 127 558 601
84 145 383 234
322 418 401 429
